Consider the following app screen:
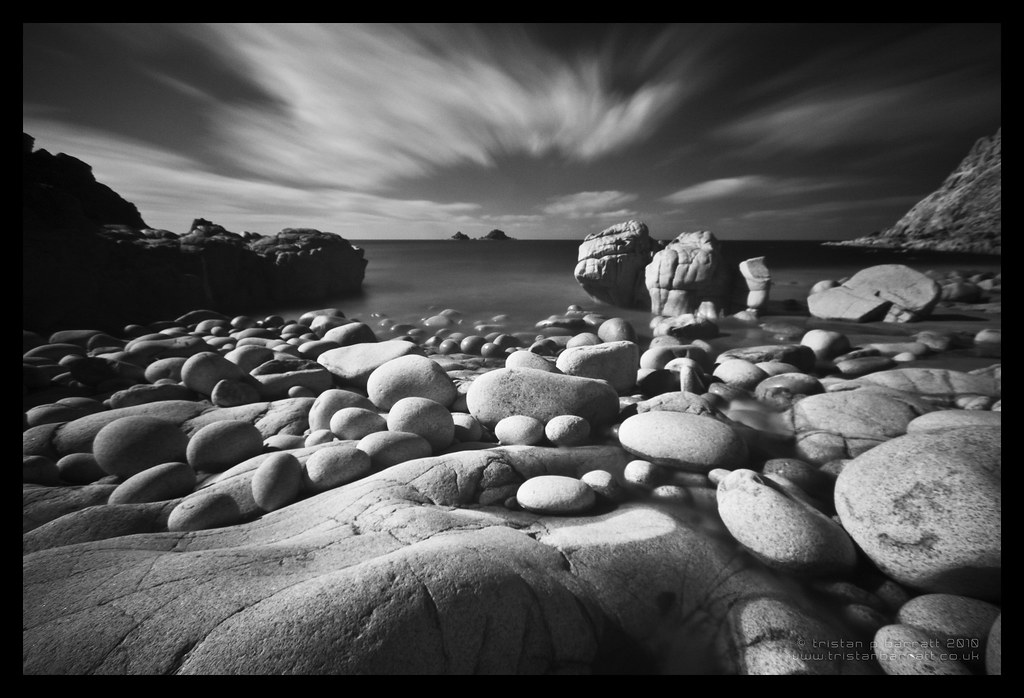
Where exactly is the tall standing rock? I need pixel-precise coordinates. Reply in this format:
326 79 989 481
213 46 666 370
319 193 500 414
574 220 656 308
645 231 733 317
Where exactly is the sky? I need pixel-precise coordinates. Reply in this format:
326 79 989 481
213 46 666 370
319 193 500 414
23 23 1001 241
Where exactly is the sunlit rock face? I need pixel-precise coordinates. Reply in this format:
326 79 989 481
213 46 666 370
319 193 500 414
574 220 657 309
645 231 732 317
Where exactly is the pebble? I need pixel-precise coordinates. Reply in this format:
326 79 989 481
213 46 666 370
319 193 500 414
107 461 196 505
451 412 484 442
834 426 1001 600
800 329 852 360
617 411 748 473
716 469 857 577
55 452 106 485
623 459 664 489
366 354 458 410
93 415 190 479
166 490 244 532
302 443 374 493
835 355 896 377
504 350 559 372
494 415 546 445
597 317 637 343
356 430 433 470
544 415 591 447
210 379 262 407
180 351 249 396
307 389 377 432
753 372 824 410
304 429 337 447
329 407 388 440
896 593 1000 660
712 359 768 391
386 397 455 452
186 420 265 473
580 469 628 503
872 624 972 675
516 475 596 515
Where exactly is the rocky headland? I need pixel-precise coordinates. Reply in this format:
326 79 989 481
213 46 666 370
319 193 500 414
23 134 367 336
826 129 1001 255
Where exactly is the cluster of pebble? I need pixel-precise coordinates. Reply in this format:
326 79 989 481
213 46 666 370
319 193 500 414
23 296 1000 675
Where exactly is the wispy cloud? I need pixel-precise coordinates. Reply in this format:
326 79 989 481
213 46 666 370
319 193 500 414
663 175 855 205
160 23 691 191
542 191 638 218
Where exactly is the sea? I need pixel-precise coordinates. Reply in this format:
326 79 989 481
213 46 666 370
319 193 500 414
258 239 1001 345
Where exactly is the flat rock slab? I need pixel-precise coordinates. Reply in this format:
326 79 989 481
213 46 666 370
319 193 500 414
808 264 941 323
24 444 869 675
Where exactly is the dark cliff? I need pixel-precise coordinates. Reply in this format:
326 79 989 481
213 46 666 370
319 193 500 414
830 129 1001 255
23 134 367 334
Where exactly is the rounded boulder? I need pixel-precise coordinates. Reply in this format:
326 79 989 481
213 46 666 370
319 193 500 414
93 416 190 479
834 426 1001 600
617 411 748 473
186 420 265 473
466 367 620 429
516 475 596 515
366 354 458 410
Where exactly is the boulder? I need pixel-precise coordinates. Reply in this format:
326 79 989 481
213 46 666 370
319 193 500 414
466 368 620 429
834 426 1001 600
573 220 655 308
807 264 942 323
617 411 749 473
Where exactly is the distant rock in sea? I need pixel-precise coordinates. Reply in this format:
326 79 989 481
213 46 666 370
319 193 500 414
22 133 367 335
828 129 1001 255
480 229 514 241
449 231 471 241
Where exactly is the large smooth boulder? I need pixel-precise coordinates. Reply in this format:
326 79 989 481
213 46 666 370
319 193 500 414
617 411 749 473
317 340 423 389
828 367 1000 409
834 426 1001 600
466 368 620 429
807 264 941 323
574 220 655 308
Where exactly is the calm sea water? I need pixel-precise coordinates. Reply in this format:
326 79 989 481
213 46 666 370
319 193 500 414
260 239 1000 339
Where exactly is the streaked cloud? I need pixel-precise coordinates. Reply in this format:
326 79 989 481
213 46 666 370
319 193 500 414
542 191 638 218
137 23 690 191
663 175 856 205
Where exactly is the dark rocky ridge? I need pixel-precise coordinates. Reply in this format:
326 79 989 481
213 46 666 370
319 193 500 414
23 134 367 335
829 129 1001 255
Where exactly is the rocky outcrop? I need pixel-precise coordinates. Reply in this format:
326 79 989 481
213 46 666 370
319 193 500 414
24 445 871 675
23 134 367 335
449 231 471 240
480 229 514 241
574 220 656 308
829 129 1000 255
646 231 735 317
574 224 771 320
